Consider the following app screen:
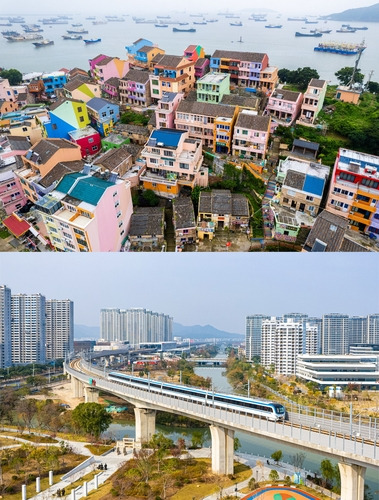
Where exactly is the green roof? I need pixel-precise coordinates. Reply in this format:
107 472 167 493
56 173 114 206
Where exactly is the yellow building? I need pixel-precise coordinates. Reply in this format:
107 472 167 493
150 55 195 100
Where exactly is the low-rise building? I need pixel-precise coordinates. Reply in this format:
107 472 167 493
41 71 68 96
175 100 237 151
298 79 327 125
35 166 133 252
86 97 120 136
184 45 205 62
197 189 249 239
194 58 210 79
303 209 372 252
91 56 129 86
93 146 133 177
102 77 120 100
0 99 18 115
16 138 82 203
141 128 207 198
101 133 130 151
128 43 165 70
276 157 330 217
119 69 152 107
0 170 28 215
196 72 230 104
155 92 184 129
112 124 149 145
232 112 271 160
296 354 379 389
64 75 101 102
68 126 102 158
335 86 361 104
43 98 91 139
265 89 303 126
172 196 196 247
150 54 195 101
0 135 31 169
129 206 165 250
326 148 379 236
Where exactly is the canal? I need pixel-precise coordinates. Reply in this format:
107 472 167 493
107 365 379 495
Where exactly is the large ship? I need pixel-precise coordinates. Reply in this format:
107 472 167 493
84 38 102 44
62 34 83 40
295 31 322 37
173 27 196 32
22 24 44 33
33 39 54 47
66 28 89 34
5 33 44 41
314 41 367 55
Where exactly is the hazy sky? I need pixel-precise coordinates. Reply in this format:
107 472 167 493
4 0 377 17
0 253 378 333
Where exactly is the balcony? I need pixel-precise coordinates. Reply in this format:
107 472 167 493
352 200 376 213
141 170 178 186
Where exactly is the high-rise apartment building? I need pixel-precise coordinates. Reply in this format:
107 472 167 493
11 293 46 365
245 314 270 360
349 316 368 346
100 308 173 345
367 314 379 344
45 299 74 360
261 317 303 375
0 285 12 368
322 313 350 355
305 324 319 355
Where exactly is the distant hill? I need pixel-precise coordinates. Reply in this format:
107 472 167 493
325 3 379 22
74 324 100 340
74 323 243 341
173 323 243 340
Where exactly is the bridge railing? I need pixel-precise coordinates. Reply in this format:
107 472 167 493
66 362 379 463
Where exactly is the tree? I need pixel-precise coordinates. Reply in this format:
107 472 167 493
291 452 306 472
0 68 22 86
148 432 174 472
295 67 320 90
16 399 37 433
190 430 206 449
271 450 283 465
71 403 112 439
367 81 379 93
234 437 241 452
142 189 159 207
269 469 279 482
320 459 335 488
335 66 364 86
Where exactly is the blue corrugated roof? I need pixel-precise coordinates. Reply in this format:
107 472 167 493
303 175 325 196
56 173 114 206
151 129 185 148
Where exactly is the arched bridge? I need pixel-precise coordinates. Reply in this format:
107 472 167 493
65 358 379 500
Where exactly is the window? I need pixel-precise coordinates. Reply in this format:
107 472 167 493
150 158 158 164
306 196 314 201
152 148 160 154
110 110 114 115
88 137 94 143
78 107 82 112
242 130 248 135
52 124 58 130
63 232 72 239
22 127 28 132
91 145 98 151
339 172 356 183
179 163 189 170
79 116 84 122
153 89 159 95
164 160 174 167
361 178 379 189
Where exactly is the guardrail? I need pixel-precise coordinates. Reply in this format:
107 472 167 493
66 361 379 465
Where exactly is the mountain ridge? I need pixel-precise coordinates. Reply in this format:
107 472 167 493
325 3 379 22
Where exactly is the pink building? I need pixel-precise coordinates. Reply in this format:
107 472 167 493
232 112 271 160
92 56 130 86
194 58 210 79
0 171 27 215
35 165 133 252
0 135 31 169
155 92 184 129
119 69 152 107
141 128 208 198
265 89 303 127
89 54 108 79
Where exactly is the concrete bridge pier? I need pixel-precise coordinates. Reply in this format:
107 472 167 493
84 386 99 403
338 462 366 500
71 377 84 398
134 407 156 445
210 425 234 475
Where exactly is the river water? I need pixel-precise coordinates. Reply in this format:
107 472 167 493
1 12 378 84
107 364 379 495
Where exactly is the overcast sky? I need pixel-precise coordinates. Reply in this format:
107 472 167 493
4 0 376 16
1 253 378 333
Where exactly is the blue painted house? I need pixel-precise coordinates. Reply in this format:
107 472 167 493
42 99 90 139
41 71 68 96
86 97 120 137
125 38 153 55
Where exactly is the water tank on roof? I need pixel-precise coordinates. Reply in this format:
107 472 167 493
157 142 165 147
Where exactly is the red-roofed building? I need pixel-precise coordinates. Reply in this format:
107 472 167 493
3 213 30 237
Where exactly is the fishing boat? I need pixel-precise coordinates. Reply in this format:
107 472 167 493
71 23 83 27
288 17 307 21
206 19 218 22
336 27 356 33
5 33 44 41
66 28 89 34
310 29 332 34
22 24 44 32
41 18 69 24
62 34 83 40
1 30 19 36
314 41 366 55
157 15 171 19
92 20 107 25
265 24 282 28
305 20 318 24
85 17 96 20
155 24 168 27
295 31 322 37
230 21 243 26
106 17 125 22
349 26 368 30
84 38 101 44
0 23 12 27
254 18 267 22
8 17 25 23
193 21 207 25
179 22 189 25
33 39 54 47
173 27 196 32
